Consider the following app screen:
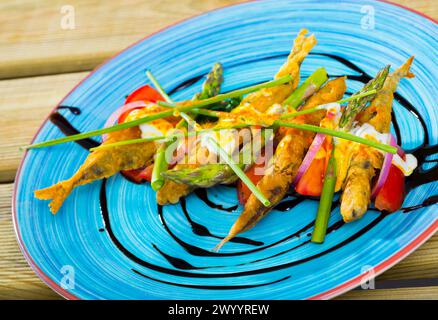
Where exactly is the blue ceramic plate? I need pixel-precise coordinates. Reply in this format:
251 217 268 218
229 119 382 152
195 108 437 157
14 0 437 299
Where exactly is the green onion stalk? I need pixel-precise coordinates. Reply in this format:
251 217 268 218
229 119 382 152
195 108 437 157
88 90 385 154
22 74 292 150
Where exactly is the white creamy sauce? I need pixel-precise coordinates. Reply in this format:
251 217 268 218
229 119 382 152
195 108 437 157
335 122 418 176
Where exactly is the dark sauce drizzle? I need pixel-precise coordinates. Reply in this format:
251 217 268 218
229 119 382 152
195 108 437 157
99 176 389 277
50 109 99 150
49 53 437 287
180 197 262 246
193 189 238 212
56 105 81 115
132 268 290 289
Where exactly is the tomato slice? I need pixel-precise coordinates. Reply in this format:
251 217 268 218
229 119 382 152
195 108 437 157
374 164 406 212
116 85 166 124
125 84 165 104
122 164 154 183
295 157 326 196
295 138 332 196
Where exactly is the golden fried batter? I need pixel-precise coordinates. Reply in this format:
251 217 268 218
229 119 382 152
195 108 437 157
35 127 156 214
339 57 414 222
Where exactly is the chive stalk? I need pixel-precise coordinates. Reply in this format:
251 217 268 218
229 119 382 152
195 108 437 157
146 70 172 103
275 121 396 154
311 150 337 243
22 75 291 150
88 124 250 152
206 136 271 207
157 74 292 109
279 89 377 120
146 70 193 130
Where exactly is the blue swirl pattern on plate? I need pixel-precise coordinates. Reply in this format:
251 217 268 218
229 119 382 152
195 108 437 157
14 0 437 299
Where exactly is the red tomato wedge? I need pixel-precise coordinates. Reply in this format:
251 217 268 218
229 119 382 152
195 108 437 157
118 85 165 123
125 84 165 104
374 164 406 213
122 164 154 183
295 138 333 196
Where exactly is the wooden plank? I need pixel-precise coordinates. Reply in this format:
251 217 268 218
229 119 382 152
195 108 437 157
0 72 88 182
0 0 240 79
0 184 61 299
339 286 438 300
0 0 436 79
1 182 437 299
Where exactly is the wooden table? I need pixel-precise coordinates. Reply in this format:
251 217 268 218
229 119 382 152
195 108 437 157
0 0 436 300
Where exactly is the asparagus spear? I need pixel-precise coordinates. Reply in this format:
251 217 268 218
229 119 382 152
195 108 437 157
162 129 269 187
178 63 226 126
192 63 242 123
283 67 328 110
311 149 337 243
151 144 168 190
194 63 224 100
339 65 390 130
162 163 234 187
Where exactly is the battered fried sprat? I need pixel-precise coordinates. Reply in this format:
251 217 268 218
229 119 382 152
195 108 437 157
35 127 156 214
340 57 414 222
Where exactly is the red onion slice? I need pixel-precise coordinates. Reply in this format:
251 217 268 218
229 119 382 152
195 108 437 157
102 101 147 142
371 134 397 198
293 133 326 185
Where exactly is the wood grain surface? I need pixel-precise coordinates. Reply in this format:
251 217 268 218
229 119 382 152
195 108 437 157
0 0 436 300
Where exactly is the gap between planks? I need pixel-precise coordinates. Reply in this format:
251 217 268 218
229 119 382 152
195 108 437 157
0 71 89 183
